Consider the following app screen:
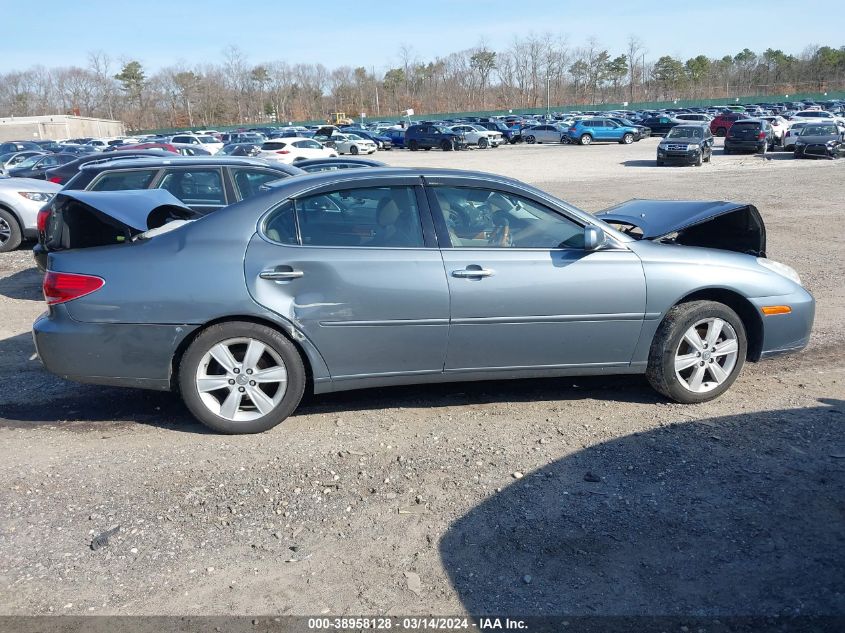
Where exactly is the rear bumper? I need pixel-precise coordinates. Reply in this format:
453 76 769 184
33 305 198 391
725 140 766 152
750 288 815 359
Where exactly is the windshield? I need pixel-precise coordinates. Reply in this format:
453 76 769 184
667 127 702 139
801 125 837 136
197 136 217 143
345 134 363 140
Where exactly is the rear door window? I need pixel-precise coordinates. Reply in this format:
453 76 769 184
157 168 226 206
88 169 159 191
232 168 288 199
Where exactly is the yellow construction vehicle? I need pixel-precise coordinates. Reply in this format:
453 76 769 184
327 112 354 125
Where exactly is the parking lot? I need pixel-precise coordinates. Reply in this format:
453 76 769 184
1 136 843 616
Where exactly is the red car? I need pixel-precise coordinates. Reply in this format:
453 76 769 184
709 113 747 137
113 142 179 153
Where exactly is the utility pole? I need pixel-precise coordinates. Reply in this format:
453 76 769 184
373 66 380 117
547 76 551 116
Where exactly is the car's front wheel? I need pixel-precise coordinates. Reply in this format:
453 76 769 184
179 322 306 434
350 145 359 155
647 301 747 404
478 137 488 149
0 208 22 253
621 133 634 144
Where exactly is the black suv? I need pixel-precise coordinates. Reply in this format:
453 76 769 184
405 124 464 151
724 119 775 154
34 156 304 270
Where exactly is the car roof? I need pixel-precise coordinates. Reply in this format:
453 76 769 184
78 156 294 172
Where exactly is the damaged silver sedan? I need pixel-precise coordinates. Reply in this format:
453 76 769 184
33 169 814 433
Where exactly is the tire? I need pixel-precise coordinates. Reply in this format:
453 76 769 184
560 136 567 144
0 208 22 253
579 134 592 146
723 146 731 155
478 137 488 149
646 300 747 404
408 140 419 151
524 135 536 144
621 133 634 145
716 127 727 137
440 140 453 151
350 145 359 155
179 322 306 434
656 159 664 166
760 143 767 155
695 152 703 166
705 149 712 162
509 137 519 144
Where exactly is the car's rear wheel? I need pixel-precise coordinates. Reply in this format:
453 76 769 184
350 145 359 155
0 208 22 253
478 137 488 149
408 140 419 151
440 140 453 151
621 133 634 144
716 127 727 137
579 134 592 146
647 300 747 404
179 322 306 434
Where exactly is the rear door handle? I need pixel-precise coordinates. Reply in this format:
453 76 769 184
260 269 304 281
452 268 494 278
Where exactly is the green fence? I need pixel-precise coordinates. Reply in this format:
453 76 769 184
139 90 845 135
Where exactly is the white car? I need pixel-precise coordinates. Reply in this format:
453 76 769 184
674 113 712 123
790 110 836 123
332 134 377 155
761 116 789 143
0 150 47 176
169 134 224 155
450 124 503 148
85 138 117 150
257 138 338 164
0 178 61 251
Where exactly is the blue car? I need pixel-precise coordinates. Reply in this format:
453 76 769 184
566 118 640 145
382 128 406 149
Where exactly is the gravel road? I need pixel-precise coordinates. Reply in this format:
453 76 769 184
1 137 843 617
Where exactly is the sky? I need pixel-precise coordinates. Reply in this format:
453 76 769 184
0 0 840 74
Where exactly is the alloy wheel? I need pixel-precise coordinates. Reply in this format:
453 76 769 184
674 318 739 393
0 217 10 245
195 337 288 422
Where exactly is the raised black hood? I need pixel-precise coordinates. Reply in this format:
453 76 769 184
596 199 766 257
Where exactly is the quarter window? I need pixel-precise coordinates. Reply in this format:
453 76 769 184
431 187 584 249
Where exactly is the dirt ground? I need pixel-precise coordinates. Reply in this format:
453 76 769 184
0 137 843 617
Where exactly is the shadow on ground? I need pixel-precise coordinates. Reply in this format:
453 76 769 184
440 399 845 616
0 267 42 301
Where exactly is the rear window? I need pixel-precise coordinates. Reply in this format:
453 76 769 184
731 122 761 130
262 142 287 150
89 169 158 191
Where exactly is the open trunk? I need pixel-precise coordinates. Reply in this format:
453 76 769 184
42 189 200 252
596 199 766 257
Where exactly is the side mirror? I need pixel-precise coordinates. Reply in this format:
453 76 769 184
584 226 606 251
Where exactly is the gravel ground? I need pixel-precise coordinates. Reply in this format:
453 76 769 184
0 137 843 617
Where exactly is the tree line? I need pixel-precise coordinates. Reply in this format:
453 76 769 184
0 37 843 131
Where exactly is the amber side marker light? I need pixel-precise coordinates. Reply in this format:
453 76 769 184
761 305 792 315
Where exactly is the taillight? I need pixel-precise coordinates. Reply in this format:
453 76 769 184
48 176 63 184
758 131 766 140
275 150 290 154
37 207 51 232
43 271 105 305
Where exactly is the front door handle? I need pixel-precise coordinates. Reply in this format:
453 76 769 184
452 267 494 278
260 269 304 281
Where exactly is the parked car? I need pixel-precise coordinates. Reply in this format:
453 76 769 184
724 119 775 155
656 125 714 166
522 124 566 144
382 128 406 149
605 117 651 140
0 177 61 251
111 142 179 154
709 113 749 137
760 116 789 144
170 144 213 156
31 168 814 433
0 150 46 176
476 120 519 144
640 116 684 137
405 124 464 151
331 133 378 155
169 134 224 154
33 140 65 153
219 143 262 157
674 113 712 123
793 123 845 159
257 138 338 164
781 122 809 151
790 110 837 122
5 153 77 179
566 118 639 145
340 129 393 150
42 150 175 185
0 141 42 154
295 157 386 172
450 124 503 148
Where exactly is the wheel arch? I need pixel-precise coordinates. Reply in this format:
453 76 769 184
0 202 24 230
672 288 764 361
170 314 320 393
